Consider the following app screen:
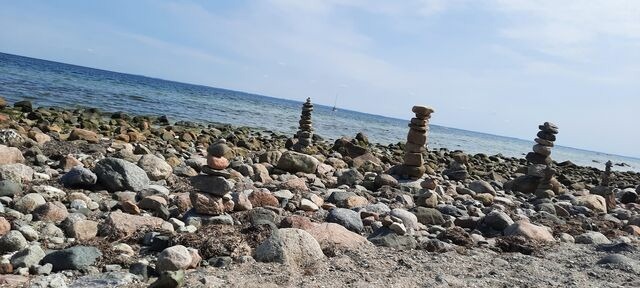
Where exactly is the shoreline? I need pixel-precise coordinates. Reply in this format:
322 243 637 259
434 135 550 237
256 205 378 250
0 97 639 287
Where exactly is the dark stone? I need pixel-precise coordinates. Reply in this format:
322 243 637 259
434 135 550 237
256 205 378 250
367 227 417 250
41 246 102 271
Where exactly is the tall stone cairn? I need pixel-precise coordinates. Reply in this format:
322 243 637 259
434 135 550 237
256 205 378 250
526 122 558 198
293 97 314 152
600 160 616 210
526 122 558 165
402 105 434 179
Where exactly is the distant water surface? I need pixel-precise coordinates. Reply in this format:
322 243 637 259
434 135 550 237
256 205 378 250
1 52 638 173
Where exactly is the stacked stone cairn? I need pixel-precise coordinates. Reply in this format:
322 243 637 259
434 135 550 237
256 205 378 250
526 122 559 198
443 151 470 181
189 140 235 215
594 161 616 210
399 105 434 179
293 97 314 153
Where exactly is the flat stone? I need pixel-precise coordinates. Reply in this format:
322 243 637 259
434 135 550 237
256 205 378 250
190 175 234 196
41 246 102 271
101 211 174 237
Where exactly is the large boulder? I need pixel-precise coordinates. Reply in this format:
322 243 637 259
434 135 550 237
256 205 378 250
41 246 102 271
156 245 193 272
504 221 554 242
572 195 607 213
0 163 34 184
414 207 445 226
94 158 150 192
0 145 24 165
368 227 417 250
305 223 370 252
276 151 319 174
255 228 324 267
10 245 45 268
138 154 173 181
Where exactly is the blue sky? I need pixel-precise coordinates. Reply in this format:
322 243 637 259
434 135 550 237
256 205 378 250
1 0 639 157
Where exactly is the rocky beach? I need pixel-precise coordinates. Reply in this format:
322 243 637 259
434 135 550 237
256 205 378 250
0 97 639 288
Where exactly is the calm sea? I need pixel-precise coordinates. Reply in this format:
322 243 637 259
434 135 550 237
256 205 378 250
1 52 638 172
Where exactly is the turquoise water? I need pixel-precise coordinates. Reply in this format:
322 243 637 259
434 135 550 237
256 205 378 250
1 52 638 172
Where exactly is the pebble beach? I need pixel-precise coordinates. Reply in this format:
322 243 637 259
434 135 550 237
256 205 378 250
0 96 640 287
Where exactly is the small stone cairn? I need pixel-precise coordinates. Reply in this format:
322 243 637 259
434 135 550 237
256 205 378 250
399 105 434 179
595 161 616 210
293 97 314 153
526 122 559 198
189 140 235 215
443 151 470 181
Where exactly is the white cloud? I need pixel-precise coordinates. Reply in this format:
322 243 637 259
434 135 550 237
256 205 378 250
491 0 640 59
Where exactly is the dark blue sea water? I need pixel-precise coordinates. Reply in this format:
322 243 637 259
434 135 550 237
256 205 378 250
1 52 638 172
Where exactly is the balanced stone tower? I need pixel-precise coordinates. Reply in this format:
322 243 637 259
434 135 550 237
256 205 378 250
293 97 314 153
526 122 559 198
400 105 434 179
594 160 616 210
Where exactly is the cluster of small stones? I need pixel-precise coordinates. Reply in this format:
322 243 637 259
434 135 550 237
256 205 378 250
524 122 559 198
398 106 434 179
293 98 314 153
0 97 640 287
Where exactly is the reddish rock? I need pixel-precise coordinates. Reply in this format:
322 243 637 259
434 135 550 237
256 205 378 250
206 155 229 170
189 192 234 215
67 220 98 241
0 217 10 236
305 223 371 252
121 200 141 215
32 202 69 223
344 196 369 209
232 192 253 211
60 155 83 172
279 178 309 192
138 195 168 211
101 211 174 237
0 263 13 275
0 114 10 122
248 189 280 208
173 193 192 212
68 128 100 143
280 215 316 230
624 225 640 236
0 145 24 165
28 131 51 145
188 248 202 269
504 221 554 242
